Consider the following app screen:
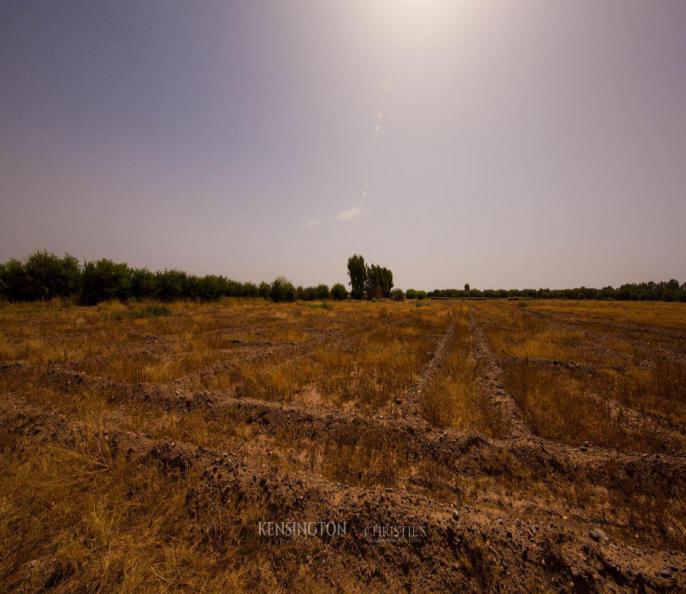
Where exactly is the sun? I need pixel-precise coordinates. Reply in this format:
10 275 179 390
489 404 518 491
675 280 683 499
362 0 475 45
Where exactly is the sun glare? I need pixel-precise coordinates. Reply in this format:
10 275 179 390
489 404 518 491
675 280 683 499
363 0 477 46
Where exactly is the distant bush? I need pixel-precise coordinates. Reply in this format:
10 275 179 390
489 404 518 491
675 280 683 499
406 289 427 300
188 274 224 301
258 281 271 299
26 251 81 300
331 283 347 300
81 259 132 305
270 276 296 302
0 251 80 301
243 282 259 298
315 284 330 300
390 288 405 301
0 259 34 301
154 270 189 301
129 268 156 299
297 284 331 301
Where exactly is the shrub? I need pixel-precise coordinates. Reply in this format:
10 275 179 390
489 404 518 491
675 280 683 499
331 283 347 300
270 276 296 302
189 275 226 301
390 288 405 301
0 259 34 301
81 259 132 305
407 288 428 300
0 252 80 301
315 284 330 300
258 282 271 300
25 251 81 300
243 282 259 297
154 270 188 301
129 268 157 299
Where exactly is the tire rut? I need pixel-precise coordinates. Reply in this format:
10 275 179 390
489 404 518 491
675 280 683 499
469 317 532 439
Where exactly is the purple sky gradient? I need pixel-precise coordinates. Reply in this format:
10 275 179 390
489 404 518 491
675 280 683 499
1 0 685 289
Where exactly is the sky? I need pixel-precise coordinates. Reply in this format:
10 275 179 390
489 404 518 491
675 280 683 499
1 0 685 290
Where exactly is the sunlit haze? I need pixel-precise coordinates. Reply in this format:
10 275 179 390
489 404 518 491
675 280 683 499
2 0 685 289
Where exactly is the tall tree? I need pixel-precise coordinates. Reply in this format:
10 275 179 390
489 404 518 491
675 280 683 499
347 254 367 300
365 264 393 298
380 266 393 297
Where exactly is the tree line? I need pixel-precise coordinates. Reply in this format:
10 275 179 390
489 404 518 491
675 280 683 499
0 251 348 304
427 280 686 302
0 251 684 304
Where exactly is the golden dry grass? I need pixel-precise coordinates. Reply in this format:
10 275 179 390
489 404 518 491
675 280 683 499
1 297 686 591
529 299 686 331
422 306 506 437
0 421 251 593
472 300 686 446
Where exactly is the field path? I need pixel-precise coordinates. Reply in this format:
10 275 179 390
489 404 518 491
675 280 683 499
469 316 531 439
385 315 456 425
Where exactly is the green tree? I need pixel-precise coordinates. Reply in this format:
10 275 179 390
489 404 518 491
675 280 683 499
0 251 80 301
347 254 367 300
380 266 393 297
154 270 189 301
242 282 259 297
190 275 227 301
258 282 271 299
270 276 296 302
129 268 157 299
331 283 347 300
365 264 383 299
365 264 393 298
23 251 80 300
0 259 32 301
81 259 132 304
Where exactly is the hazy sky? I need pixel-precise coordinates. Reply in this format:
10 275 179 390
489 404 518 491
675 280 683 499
1 1 685 289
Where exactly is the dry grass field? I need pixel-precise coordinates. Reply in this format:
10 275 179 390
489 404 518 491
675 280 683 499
1 298 685 592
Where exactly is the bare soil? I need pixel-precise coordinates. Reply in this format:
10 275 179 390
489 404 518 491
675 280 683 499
1 299 685 593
